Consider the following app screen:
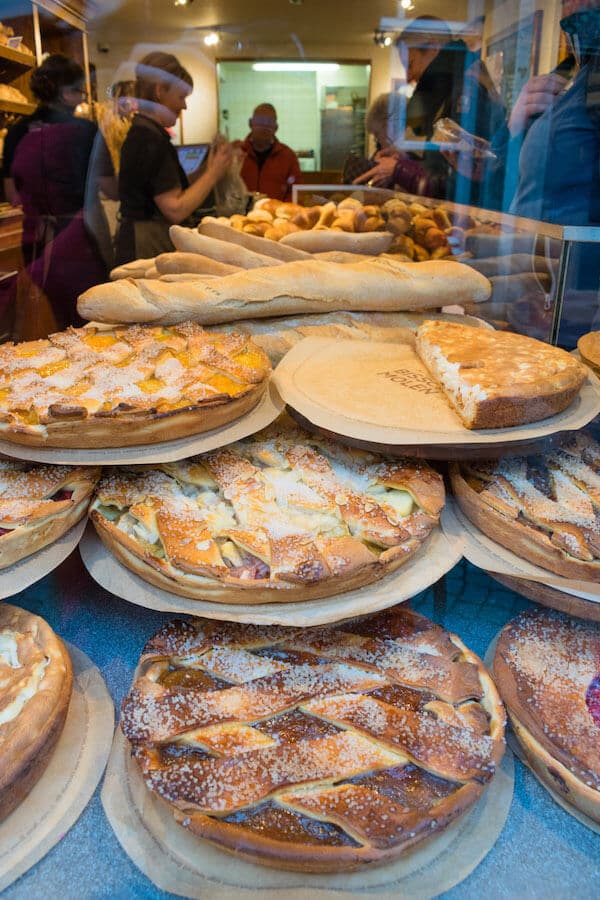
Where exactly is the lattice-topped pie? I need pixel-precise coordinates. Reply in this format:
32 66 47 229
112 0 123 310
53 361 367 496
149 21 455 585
0 604 73 821
493 609 600 824
0 323 271 448
450 432 600 581
416 320 586 429
90 418 445 603
0 459 100 569
121 608 505 871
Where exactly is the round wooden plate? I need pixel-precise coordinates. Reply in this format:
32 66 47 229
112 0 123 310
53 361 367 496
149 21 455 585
486 571 600 622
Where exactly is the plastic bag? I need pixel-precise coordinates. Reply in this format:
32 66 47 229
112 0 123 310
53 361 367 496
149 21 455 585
213 142 249 216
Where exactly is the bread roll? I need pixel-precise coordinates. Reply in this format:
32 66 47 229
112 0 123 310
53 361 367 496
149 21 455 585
280 230 393 255
78 257 491 326
155 252 240 276
199 217 310 262
110 258 156 280
169 225 282 268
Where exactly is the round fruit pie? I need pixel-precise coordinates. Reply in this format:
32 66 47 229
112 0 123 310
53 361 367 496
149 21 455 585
0 322 271 448
0 459 100 570
0 604 73 821
121 607 506 871
90 417 445 603
493 608 600 824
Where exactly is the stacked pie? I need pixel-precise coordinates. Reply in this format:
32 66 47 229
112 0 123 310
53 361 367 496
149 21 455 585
121 607 506 870
0 604 73 821
493 609 600 823
0 459 100 569
90 418 445 603
450 432 600 581
0 323 271 448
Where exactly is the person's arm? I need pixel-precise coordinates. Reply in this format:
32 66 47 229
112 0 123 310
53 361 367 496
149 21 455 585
507 73 568 136
3 177 20 206
154 142 233 224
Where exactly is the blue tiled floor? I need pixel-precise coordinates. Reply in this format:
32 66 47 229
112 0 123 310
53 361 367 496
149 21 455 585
2 553 598 899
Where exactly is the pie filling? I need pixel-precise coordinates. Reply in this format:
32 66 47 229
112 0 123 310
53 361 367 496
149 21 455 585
92 423 444 589
586 674 600 728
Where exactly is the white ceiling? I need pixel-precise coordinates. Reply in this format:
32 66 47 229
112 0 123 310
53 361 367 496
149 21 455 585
89 0 472 55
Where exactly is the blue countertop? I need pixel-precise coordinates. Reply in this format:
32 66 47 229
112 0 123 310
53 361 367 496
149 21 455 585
2 553 599 899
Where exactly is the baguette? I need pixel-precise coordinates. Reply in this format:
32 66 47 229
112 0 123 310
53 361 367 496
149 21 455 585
279 230 393 255
169 225 283 268
155 252 240 277
110 258 156 280
199 217 310 261
78 257 491 326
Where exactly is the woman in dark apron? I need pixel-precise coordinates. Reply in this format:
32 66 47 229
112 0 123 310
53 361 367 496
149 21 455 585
115 51 233 265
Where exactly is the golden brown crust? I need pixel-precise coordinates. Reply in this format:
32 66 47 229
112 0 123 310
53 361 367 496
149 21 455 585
493 610 600 823
121 609 505 870
0 324 271 449
0 462 100 569
449 436 600 581
90 417 444 603
578 331 600 373
416 320 586 429
0 604 73 821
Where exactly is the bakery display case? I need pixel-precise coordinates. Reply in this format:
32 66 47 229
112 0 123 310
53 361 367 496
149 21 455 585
1 0 599 895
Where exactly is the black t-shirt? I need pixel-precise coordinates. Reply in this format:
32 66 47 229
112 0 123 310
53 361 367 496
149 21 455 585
118 114 188 220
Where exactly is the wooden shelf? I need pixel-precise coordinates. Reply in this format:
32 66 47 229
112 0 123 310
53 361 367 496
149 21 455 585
0 45 35 81
0 99 36 116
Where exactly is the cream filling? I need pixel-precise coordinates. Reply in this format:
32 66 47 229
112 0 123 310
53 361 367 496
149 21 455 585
0 630 49 725
419 340 488 422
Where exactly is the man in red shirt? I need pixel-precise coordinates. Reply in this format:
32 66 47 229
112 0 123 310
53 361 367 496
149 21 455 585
238 103 302 201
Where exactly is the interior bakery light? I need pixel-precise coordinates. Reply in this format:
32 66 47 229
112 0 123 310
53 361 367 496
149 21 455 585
252 62 340 72
204 32 220 46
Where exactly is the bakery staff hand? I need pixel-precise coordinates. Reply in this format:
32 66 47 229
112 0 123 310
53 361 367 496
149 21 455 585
508 73 568 136
207 140 234 180
353 148 402 187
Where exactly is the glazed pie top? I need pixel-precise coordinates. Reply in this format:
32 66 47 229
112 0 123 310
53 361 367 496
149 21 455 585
121 607 505 870
456 432 600 572
493 609 600 795
0 322 270 438
91 419 445 598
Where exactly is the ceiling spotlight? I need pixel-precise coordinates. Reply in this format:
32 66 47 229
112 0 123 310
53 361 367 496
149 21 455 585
373 29 394 48
173 0 193 6
204 32 220 46
401 0 414 9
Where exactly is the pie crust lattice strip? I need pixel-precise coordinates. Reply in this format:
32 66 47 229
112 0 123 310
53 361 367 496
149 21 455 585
450 431 600 581
0 323 271 448
90 418 445 603
121 607 506 871
0 459 100 569
493 608 600 824
0 604 73 822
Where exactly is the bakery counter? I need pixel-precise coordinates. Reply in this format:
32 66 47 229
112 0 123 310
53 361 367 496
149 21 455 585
3 552 598 899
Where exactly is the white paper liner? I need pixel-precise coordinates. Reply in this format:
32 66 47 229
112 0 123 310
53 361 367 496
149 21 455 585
102 725 514 899
0 640 114 891
484 632 600 836
441 499 600 602
0 382 284 465
273 338 600 446
79 523 463 626
0 516 87 601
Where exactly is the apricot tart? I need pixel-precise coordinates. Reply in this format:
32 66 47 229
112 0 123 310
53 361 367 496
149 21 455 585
121 608 506 871
90 418 445 603
0 604 73 821
416 320 586 429
0 459 100 569
0 323 271 448
450 431 600 581
493 608 600 824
